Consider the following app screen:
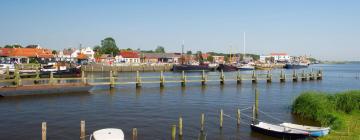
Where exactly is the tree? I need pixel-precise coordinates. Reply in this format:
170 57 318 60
155 46 165 53
4 44 23 48
186 51 192 55
52 50 57 55
196 51 204 64
100 37 119 56
207 55 214 63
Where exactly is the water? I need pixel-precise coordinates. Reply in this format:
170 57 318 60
0 64 359 140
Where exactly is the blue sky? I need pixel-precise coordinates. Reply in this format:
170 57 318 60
0 0 359 61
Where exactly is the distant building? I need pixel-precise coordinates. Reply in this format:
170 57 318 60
116 50 140 63
270 53 290 63
212 56 225 63
141 53 181 63
0 47 53 63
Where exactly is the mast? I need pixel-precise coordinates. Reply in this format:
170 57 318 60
181 40 184 64
243 32 246 60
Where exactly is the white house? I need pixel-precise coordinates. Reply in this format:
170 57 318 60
115 51 140 64
270 53 290 63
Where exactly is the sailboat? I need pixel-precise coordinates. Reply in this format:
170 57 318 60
217 44 238 72
237 32 255 70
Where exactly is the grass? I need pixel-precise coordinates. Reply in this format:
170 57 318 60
292 90 360 140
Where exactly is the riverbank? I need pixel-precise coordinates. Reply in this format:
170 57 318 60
292 90 360 140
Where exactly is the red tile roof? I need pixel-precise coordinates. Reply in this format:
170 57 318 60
77 53 88 59
0 48 54 58
270 53 288 56
119 51 139 58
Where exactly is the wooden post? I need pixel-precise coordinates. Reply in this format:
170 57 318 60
252 105 256 124
252 70 257 84
301 70 307 81
201 70 206 85
171 124 176 140
255 89 259 118
220 70 224 85
266 70 272 83
109 70 115 88
80 120 85 140
280 70 285 82
136 71 141 88
179 116 183 137
5 66 10 79
317 70 323 80
236 71 242 84
200 113 205 132
132 128 138 140
160 71 164 87
181 71 186 87
34 68 40 84
219 109 223 128
293 70 298 82
14 67 21 86
101 64 104 72
49 72 54 85
81 70 86 84
237 108 241 127
42 122 47 140
91 65 94 72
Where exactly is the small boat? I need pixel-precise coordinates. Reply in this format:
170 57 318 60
280 123 330 137
90 128 124 140
255 65 273 70
284 63 309 69
217 64 238 72
251 122 309 139
0 63 15 74
238 64 255 70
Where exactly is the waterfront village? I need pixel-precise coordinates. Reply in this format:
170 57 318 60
0 38 315 74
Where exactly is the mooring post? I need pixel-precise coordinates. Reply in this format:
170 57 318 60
5 66 10 79
252 70 257 84
49 72 54 85
255 89 259 118
14 67 21 86
80 120 85 140
301 70 306 81
42 122 47 140
266 70 272 83
220 109 223 128
109 70 115 89
309 69 315 80
252 104 256 124
293 70 298 82
201 70 206 85
220 70 225 84
160 71 165 87
200 113 205 132
236 71 242 84
237 108 241 127
280 70 285 82
317 70 323 80
136 71 141 88
171 124 176 140
181 71 186 87
34 68 40 84
179 116 183 137
132 128 138 140
81 70 86 84
91 65 94 72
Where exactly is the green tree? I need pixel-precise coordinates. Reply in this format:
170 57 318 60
196 51 204 64
155 46 165 53
207 55 214 63
186 50 192 55
52 50 57 55
100 37 119 56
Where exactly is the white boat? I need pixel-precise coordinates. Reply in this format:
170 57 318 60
280 122 330 137
251 122 309 139
0 63 15 74
90 128 124 140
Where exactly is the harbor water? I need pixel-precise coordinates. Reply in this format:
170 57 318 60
0 64 359 140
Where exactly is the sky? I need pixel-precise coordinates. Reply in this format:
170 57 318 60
0 0 359 61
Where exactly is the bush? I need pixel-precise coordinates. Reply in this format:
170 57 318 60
292 90 360 129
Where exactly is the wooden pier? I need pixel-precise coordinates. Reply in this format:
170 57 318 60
0 69 323 90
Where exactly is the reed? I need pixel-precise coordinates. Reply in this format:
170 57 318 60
292 90 360 129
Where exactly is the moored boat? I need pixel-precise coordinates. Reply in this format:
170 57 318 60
251 122 310 139
217 64 238 72
238 64 255 70
284 63 309 69
280 123 330 137
90 128 124 140
172 64 212 72
0 83 92 97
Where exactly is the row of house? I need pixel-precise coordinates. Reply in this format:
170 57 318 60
0 45 54 64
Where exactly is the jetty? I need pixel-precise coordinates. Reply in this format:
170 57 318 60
0 68 323 97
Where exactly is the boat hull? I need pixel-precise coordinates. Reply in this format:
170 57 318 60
251 124 309 139
0 84 92 97
172 65 213 72
284 64 309 69
217 64 238 72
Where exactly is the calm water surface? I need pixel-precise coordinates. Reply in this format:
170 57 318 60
0 64 359 140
